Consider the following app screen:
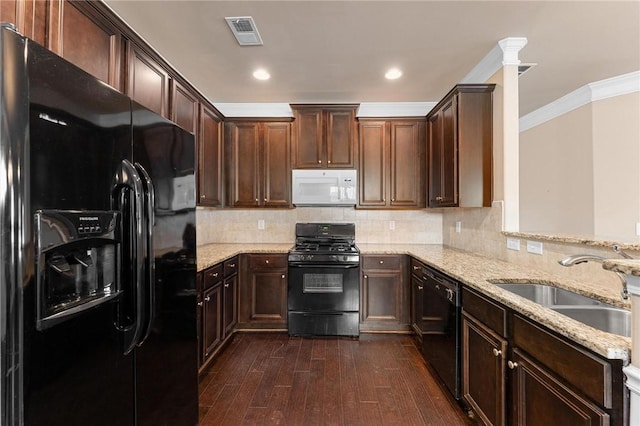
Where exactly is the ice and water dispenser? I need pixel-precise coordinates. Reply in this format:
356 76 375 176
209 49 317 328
35 210 121 330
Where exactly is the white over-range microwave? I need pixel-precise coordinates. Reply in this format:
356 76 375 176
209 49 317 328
291 169 357 206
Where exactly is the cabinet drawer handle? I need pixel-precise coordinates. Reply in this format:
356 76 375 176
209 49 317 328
413 265 420 270
224 283 229 288
197 301 203 307
493 348 502 357
417 285 423 290
281 274 285 279
508 360 518 370
229 263 236 268
209 272 218 278
205 296 211 302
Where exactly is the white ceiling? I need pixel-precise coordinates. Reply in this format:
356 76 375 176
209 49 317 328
104 0 640 116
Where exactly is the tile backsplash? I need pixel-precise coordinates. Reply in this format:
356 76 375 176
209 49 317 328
197 207 443 245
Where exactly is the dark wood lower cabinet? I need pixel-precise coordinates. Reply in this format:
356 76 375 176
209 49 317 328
462 312 507 426
360 255 409 332
202 283 222 361
511 349 608 425
239 254 288 328
462 287 624 426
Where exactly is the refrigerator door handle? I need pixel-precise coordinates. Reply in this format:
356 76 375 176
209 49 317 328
112 159 147 355
135 162 155 347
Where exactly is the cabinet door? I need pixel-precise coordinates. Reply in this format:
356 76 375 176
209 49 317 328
226 122 261 207
292 108 323 168
47 1 122 89
389 120 425 207
326 108 356 168
510 349 609 426
262 122 291 207
361 271 401 323
198 105 223 206
359 121 387 206
246 269 288 325
171 80 198 134
127 42 169 117
428 98 457 207
203 284 222 360
462 313 507 426
222 274 238 337
196 272 203 368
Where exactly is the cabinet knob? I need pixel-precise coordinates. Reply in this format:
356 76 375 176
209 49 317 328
204 296 211 302
264 198 267 201
492 348 502 357
318 160 322 164
229 263 236 268
327 160 331 164
197 301 203 307
209 272 218 278
435 196 443 201
224 283 229 288
508 360 518 370
391 198 395 202
364 275 368 279
413 265 420 270
379 260 384 264
417 285 423 290
281 274 285 279
200 195 205 199
265 260 269 264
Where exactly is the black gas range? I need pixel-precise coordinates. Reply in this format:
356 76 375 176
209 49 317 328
287 223 360 337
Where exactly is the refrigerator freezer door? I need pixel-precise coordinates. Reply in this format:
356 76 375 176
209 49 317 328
132 103 198 426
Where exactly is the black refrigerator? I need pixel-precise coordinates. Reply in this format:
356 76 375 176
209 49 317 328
0 25 198 426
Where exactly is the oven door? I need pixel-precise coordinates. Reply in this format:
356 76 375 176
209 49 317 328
288 263 360 312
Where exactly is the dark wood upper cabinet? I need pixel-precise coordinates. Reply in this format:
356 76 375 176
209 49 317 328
47 1 122 90
126 42 169 117
1 0 46 45
225 120 292 208
427 84 494 208
291 105 357 168
198 104 223 207
358 119 425 209
171 79 198 134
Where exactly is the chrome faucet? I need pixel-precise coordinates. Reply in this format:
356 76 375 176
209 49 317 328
558 253 630 300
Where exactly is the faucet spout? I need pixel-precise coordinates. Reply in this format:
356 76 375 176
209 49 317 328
558 254 629 300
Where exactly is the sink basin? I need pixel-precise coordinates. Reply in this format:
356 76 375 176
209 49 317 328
493 283 603 306
493 282 631 337
551 306 631 338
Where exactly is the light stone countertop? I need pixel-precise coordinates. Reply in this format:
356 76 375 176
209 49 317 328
603 259 640 276
197 242 632 363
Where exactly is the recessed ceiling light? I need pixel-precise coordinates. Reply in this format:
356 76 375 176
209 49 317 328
385 68 402 80
253 69 270 80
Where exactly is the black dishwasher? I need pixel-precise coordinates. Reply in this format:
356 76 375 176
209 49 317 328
421 266 461 400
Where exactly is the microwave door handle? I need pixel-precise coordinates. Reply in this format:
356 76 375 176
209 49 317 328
112 159 146 355
135 162 155 347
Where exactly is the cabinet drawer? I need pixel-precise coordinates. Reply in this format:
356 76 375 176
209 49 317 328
410 258 426 275
512 314 612 408
248 254 287 269
203 264 223 289
224 256 238 277
462 287 506 336
362 255 401 270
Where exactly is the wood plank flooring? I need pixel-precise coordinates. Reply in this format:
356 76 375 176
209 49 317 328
198 333 475 425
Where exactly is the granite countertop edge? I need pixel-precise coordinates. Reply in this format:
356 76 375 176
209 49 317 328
197 242 631 363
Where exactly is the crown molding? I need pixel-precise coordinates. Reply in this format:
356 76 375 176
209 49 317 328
460 37 528 83
519 71 640 132
214 103 293 118
356 102 436 117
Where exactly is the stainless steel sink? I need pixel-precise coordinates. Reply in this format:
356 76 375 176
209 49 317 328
550 306 631 338
492 282 631 337
493 283 603 306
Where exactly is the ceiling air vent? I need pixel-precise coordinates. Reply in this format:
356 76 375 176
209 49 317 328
225 16 263 46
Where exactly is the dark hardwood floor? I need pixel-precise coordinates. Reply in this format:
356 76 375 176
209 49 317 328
198 333 475 425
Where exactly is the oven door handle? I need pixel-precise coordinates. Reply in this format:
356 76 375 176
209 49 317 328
288 263 359 269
